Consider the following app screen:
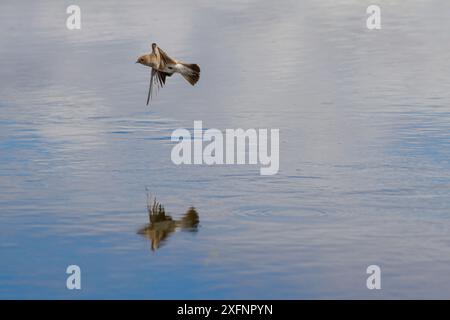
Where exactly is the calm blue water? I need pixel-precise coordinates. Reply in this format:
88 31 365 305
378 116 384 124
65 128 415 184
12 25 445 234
1 0 450 299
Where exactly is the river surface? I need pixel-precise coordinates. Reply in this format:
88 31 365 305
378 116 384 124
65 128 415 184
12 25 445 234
1 0 450 298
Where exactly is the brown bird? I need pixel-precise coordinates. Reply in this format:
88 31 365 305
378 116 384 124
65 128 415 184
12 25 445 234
136 43 201 105
137 197 199 251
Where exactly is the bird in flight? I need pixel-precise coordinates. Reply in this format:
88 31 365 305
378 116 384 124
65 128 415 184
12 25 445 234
136 43 201 105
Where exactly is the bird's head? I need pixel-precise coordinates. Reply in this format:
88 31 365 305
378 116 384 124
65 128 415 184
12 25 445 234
136 54 156 68
136 55 146 65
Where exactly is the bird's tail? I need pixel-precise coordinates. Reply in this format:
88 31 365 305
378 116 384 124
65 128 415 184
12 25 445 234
178 62 200 86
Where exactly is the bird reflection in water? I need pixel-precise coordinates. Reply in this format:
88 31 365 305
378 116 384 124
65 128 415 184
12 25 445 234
137 196 199 251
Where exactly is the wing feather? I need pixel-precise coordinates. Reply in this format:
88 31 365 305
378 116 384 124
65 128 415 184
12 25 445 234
146 68 155 106
155 45 176 68
146 69 168 106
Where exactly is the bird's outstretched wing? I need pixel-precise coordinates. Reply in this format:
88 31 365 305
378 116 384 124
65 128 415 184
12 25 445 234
158 47 177 66
146 68 168 106
152 43 177 69
146 68 155 106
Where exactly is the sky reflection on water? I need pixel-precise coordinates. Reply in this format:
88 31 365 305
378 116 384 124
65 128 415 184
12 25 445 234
1 0 450 299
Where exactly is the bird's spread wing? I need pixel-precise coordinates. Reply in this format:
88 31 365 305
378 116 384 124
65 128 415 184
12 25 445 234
147 68 156 106
146 68 168 106
158 47 176 64
156 71 166 86
155 46 177 68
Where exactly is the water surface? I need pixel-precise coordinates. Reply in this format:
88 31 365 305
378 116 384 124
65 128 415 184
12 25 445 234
1 0 450 299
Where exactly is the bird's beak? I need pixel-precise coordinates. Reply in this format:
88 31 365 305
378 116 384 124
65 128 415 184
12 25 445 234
135 60 139 64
